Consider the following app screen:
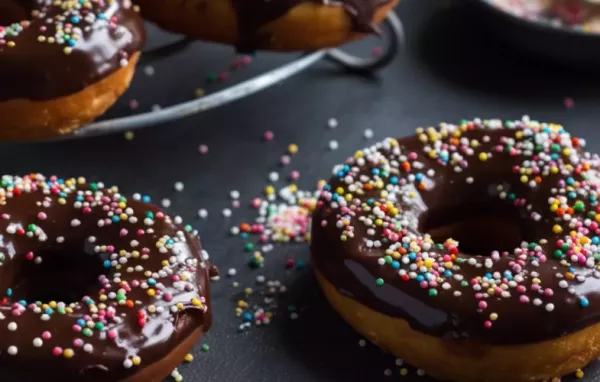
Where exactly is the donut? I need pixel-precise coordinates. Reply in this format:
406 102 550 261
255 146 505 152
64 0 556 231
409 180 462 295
0 1 145 141
0 174 211 381
133 0 398 51
311 118 600 382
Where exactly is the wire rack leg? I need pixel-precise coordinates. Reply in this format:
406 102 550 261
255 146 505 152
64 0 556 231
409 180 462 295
326 11 404 73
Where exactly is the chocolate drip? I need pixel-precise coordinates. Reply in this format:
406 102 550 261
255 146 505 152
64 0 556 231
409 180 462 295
230 0 390 51
0 0 145 101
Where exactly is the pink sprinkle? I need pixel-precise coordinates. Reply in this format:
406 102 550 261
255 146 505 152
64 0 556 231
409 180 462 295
42 331 52 340
372 46 383 57
280 155 291 166
72 325 81 332
483 321 492 329
232 200 240 208
119 229 128 237
37 212 47 220
544 288 554 296
129 100 139 110
263 130 274 141
217 72 229 82
107 330 117 340
163 293 173 302
478 301 487 310
199 144 209 155
251 198 261 208
25 252 34 261
564 97 574 109
289 171 300 181
73 339 84 347
52 347 63 356
242 56 252 66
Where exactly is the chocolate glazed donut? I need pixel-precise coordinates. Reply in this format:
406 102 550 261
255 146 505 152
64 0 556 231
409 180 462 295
0 0 145 140
0 174 210 382
311 119 600 381
135 0 398 51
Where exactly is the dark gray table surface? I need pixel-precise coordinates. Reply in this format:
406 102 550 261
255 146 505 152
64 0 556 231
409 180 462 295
3 0 600 381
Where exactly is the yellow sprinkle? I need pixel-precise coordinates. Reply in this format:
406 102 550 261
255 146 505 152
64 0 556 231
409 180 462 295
237 300 248 308
63 47 72 54
194 88 205 98
288 144 298 154
191 298 202 307
576 369 584 379
424 258 434 268
184 353 194 362
552 225 563 234
244 288 253 296
132 356 141 366
478 152 488 161
147 289 155 297
63 349 74 359
264 185 275 195
489 313 498 321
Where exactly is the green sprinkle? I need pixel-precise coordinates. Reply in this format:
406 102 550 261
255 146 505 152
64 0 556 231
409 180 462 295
201 344 210 352
428 289 438 297
82 328 93 337
375 278 384 286
94 322 104 331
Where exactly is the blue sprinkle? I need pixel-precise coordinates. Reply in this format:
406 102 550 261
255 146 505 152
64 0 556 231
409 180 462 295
416 275 424 282
6 288 12 297
148 278 157 286
580 297 590 308
391 261 400 269
142 195 151 203
77 319 86 327
242 312 253 322
103 260 111 268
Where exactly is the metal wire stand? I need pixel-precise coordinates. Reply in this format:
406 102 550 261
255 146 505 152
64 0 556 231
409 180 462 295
68 11 405 139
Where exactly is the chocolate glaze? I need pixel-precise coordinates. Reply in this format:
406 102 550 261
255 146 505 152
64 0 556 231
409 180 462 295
311 120 600 345
0 174 210 381
230 0 391 51
0 0 145 101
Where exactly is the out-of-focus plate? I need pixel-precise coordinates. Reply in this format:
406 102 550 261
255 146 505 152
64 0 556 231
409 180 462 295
475 0 600 63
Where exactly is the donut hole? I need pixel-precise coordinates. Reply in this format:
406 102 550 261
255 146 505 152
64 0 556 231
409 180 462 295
419 201 533 256
0 1 33 25
9 247 110 303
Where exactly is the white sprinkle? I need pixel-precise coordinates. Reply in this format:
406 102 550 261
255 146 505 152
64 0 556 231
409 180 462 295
123 359 133 368
384 369 392 376
256 275 265 283
328 140 339 150
83 344 94 353
395 359 403 366
70 219 81 227
417 369 426 376
7 346 17 355
161 198 171 208
32 338 43 347
7 322 16 331
222 208 232 217
545 303 555 312
328 118 338 129
230 226 240 235
198 209 208 219
290 312 299 320
56 236 65 243
227 268 237 277
268 172 279 182
358 339 367 347
174 182 184 192
230 190 240 199
174 216 183 225
466 177 474 184
151 104 161 112
143 66 155 76
364 129 374 139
